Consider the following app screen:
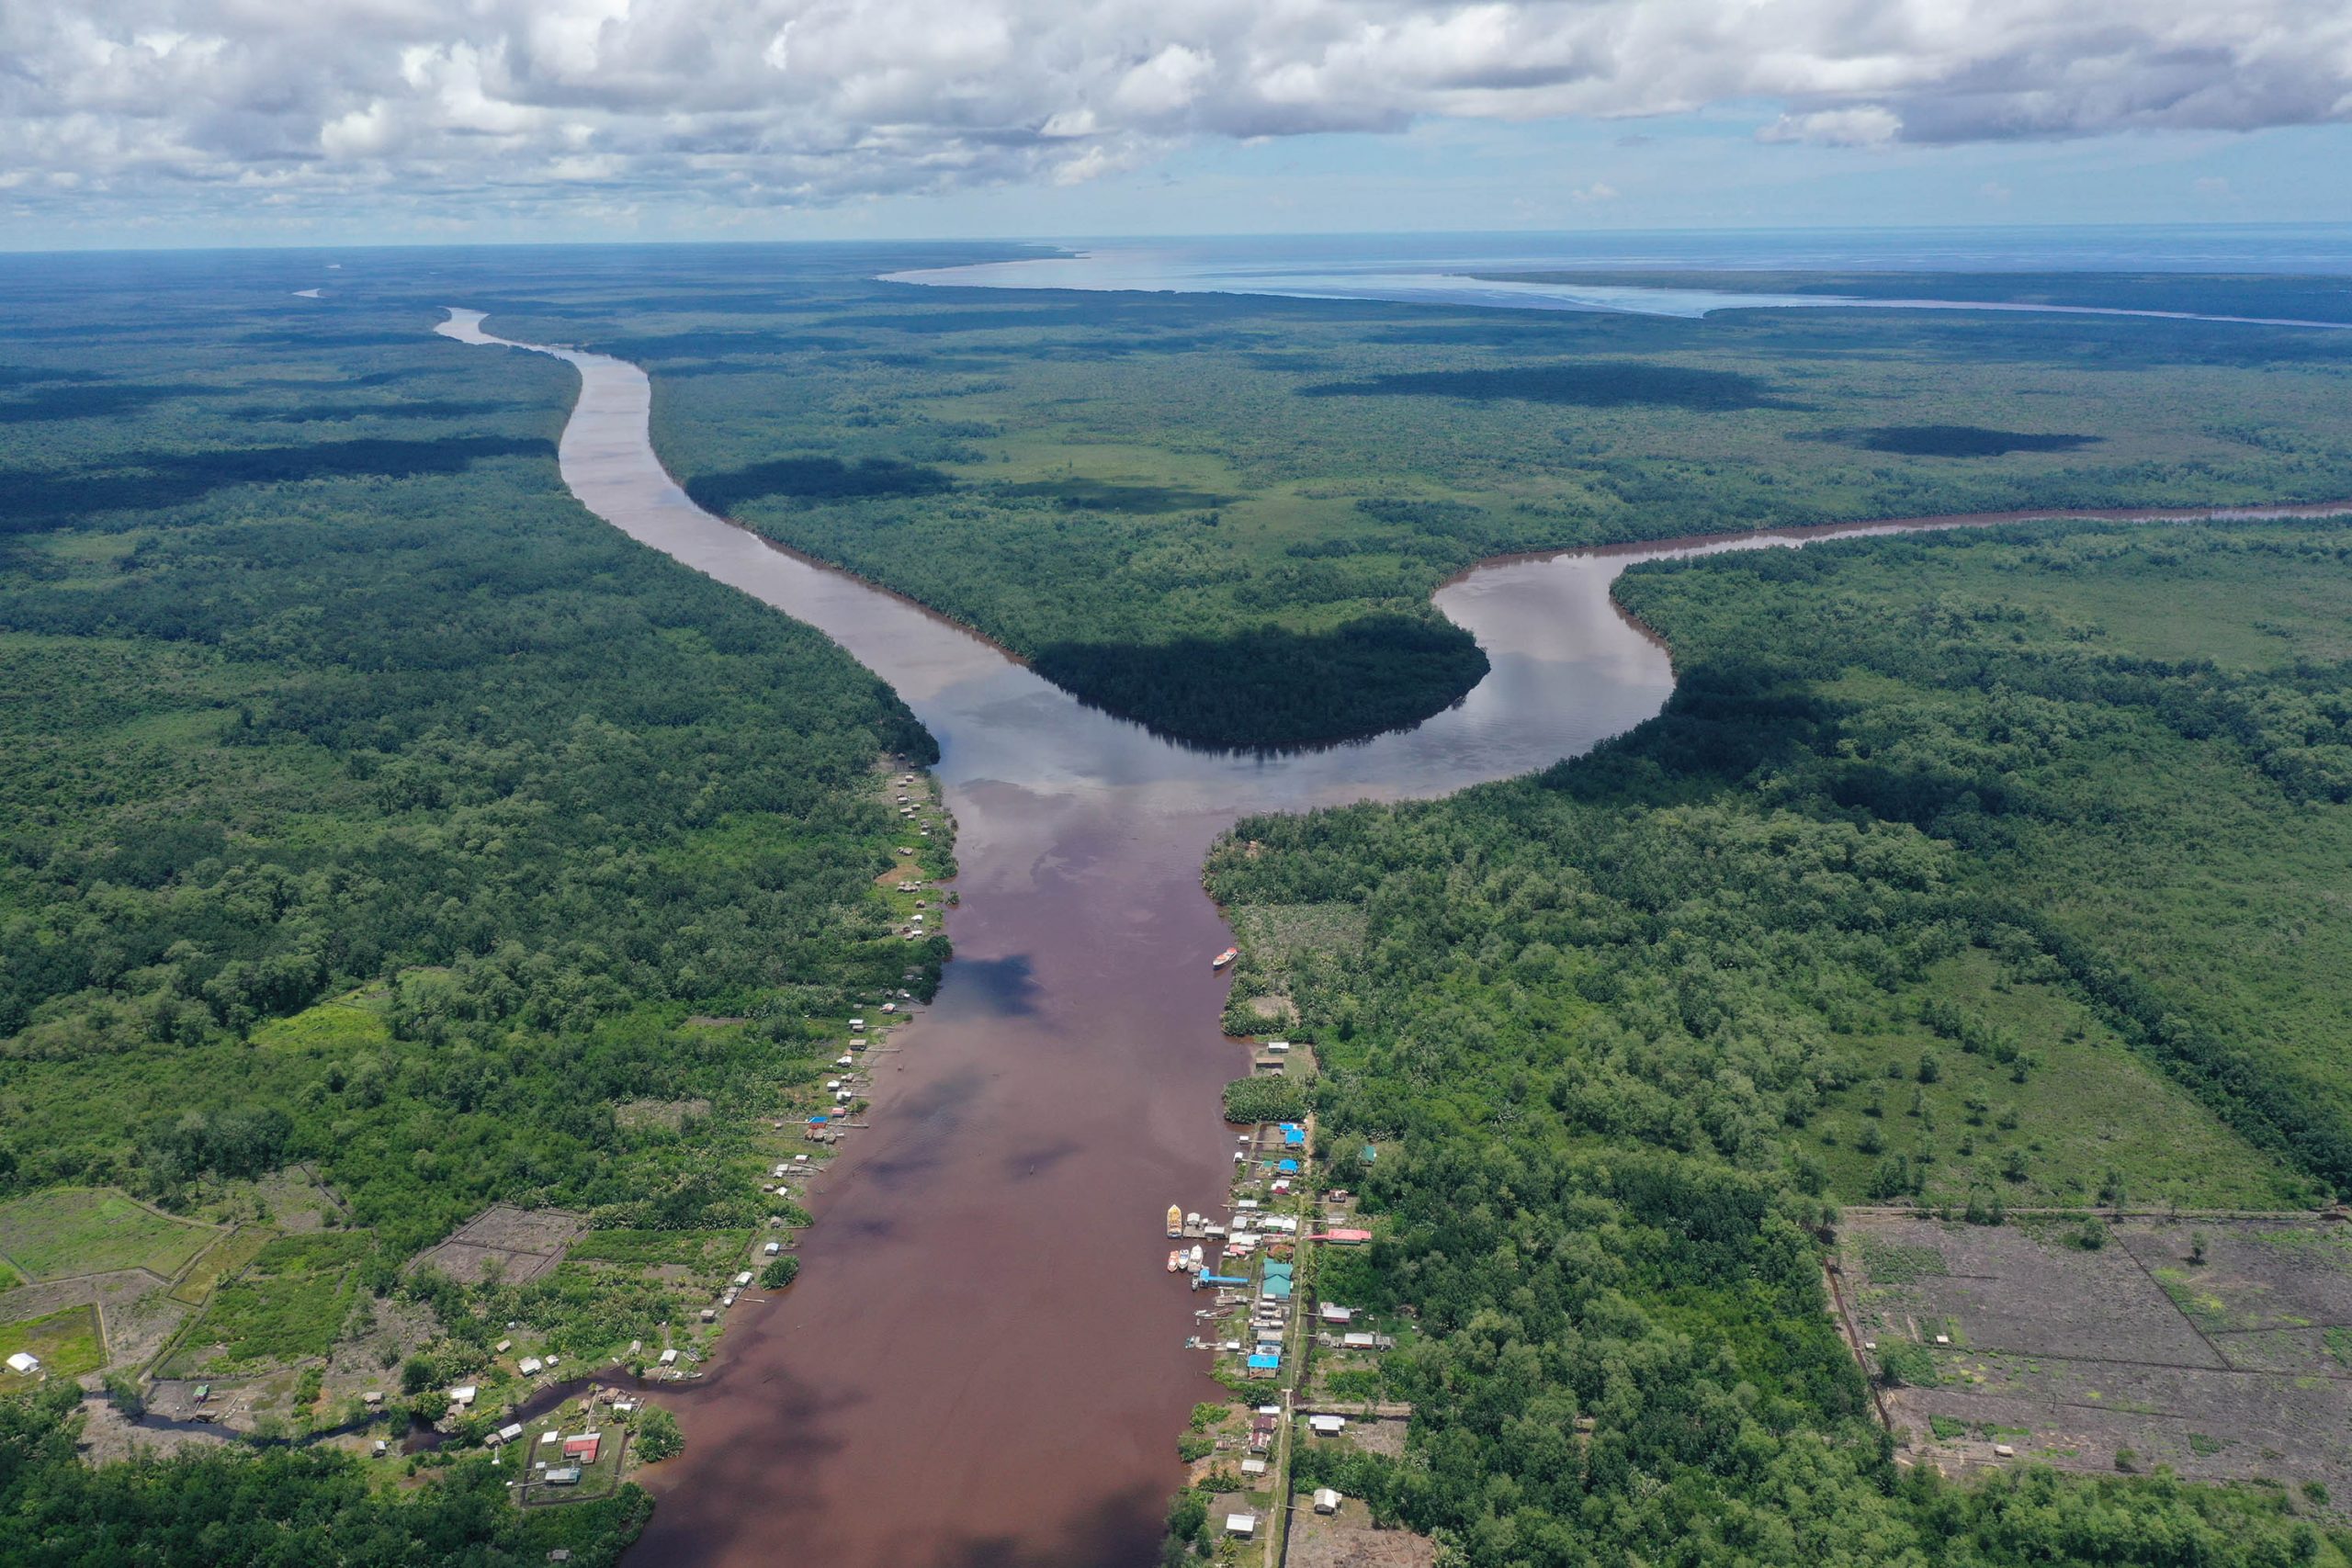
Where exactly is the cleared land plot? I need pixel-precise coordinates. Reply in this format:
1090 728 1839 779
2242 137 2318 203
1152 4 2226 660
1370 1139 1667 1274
1808 948 2303 1210
518 1427 630 1506
2133 1224 2352 1339
0 1304 106 1380
0 1189 218 1282
614 1099 711 1132
249 997 390 1055
1306 1416 1409 1461
1844 1213 2352 1492
172 1228 273 1306
564 1230 743 1271
410 1204 584 1286
248 1166 348 1232
1284 1496 1437 1568
159 1268 359 1377
251 1232 377 1277
157 1230 377 1378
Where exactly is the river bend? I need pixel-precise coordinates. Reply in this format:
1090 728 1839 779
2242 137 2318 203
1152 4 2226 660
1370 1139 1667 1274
435 306 2347 1568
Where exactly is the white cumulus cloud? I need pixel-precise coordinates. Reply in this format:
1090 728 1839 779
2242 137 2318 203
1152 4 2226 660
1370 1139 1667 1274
1758 105 1904 146
0 0 2346 230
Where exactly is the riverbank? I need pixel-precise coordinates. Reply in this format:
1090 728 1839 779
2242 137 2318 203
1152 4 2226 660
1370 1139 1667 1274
1161 1041 1433 1565
593 249 2352 752
438 306 2352 1568
1192 509 2352 1558
0 258 1013 1565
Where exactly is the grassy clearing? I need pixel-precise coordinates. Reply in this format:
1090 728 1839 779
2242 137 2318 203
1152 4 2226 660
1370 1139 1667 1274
1807 948 2303 1209
249 997 393 1055
519 1423 629 1506
0 1189 218 1282
1859 1238 1950 1285
2154 1268 2236 1334
171 1227 274 1306
252 1232 378 1276
157 1221 374 1376
564 1230 743 1270
161 1269 359 1377
0 1304 107 1379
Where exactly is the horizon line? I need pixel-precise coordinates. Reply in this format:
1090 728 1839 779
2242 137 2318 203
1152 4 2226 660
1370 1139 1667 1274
7 218 2352 261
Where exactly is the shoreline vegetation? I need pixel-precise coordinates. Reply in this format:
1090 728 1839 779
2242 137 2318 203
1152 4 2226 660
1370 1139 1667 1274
8 248 2352 1565
481 258 2352 751
1188 513 2352 1564
0 255 956 1562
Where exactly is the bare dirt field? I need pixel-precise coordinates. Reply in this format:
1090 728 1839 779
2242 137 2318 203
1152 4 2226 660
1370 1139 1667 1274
409 1204 584 1286
1840 1212 2352 1492
75 1393 238 1466
1204 1489 1270 1551
1300 1415 1409 1460
322 1294 435 1404
251 1167 346 1232
1283 1497 1437 1568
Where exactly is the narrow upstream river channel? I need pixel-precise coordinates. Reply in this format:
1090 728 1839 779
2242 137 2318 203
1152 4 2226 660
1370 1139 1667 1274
435 308 2348 1568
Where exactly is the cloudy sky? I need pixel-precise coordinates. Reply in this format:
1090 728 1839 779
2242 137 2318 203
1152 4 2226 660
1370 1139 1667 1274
6 0 2350 247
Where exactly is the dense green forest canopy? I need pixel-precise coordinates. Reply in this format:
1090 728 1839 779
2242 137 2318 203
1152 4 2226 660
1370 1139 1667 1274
8 246 2352 1562
0 256 938 1230
1204 516 2352 1565
461 257 2352 747
0 249 947 1554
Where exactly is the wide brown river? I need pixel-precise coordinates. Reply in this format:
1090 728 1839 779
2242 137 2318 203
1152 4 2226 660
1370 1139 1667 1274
436 308 2346 1568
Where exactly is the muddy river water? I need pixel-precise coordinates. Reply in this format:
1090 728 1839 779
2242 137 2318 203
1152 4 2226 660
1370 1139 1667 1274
435 308 2346 1568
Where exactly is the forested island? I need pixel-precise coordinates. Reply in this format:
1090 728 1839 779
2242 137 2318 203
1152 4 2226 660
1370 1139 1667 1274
477 260 2352 748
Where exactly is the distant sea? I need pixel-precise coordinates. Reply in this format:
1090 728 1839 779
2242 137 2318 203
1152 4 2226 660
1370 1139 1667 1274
882 225 2352 322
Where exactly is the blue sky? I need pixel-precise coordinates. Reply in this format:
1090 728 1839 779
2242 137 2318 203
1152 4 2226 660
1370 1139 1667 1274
854 118 2347 243
6 1 2348 250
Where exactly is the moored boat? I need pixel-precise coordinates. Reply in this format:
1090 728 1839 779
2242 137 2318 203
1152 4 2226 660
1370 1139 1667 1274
1166 1249 1183 1272
1166 1204 1183 1236
1211 947 1238 971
